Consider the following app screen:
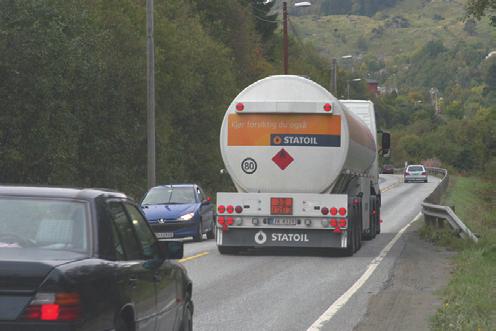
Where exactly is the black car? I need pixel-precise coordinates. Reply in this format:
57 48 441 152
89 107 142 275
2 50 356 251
0 186 193 331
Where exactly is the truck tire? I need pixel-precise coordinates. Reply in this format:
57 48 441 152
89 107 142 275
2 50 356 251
363 197 377 240
355 216 362 252
376 205 381 235
218 246 241 255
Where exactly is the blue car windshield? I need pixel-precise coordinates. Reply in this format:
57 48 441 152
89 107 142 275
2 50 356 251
143 187 197 205
0 198 89 252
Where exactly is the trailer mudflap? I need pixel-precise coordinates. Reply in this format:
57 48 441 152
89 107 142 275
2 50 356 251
217 228 345 248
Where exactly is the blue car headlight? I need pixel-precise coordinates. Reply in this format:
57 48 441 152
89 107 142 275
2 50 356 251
178 212 195 221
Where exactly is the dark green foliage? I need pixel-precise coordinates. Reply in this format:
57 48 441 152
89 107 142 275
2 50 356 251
466 0 496 26
0 0 330 198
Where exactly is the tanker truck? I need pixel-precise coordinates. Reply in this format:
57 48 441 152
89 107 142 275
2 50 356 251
215 75 390 256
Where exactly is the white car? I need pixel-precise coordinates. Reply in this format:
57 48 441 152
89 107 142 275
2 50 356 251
404 164 428 183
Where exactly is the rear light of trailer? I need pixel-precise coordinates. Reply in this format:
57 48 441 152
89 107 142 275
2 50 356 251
21 292 81 321
226 205 234 214
217 205 226 213
235 205 243 214
330 207 338 216
217 216 225 225
236 102 245 111
323 103 332 112
226 217 234 225
330 219 338 227
338 207 347 216
321 207 329 215
338 219 347 228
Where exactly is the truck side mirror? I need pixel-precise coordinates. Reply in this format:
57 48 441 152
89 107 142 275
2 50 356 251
381 132 391 156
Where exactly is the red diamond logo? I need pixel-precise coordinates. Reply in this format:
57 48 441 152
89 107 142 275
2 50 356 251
272 148 294 170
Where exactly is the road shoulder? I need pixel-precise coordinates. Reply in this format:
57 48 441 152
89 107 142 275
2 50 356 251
354 221 455 331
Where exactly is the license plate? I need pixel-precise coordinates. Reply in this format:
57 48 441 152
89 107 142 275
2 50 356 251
156 232 174 239
268 218 298 225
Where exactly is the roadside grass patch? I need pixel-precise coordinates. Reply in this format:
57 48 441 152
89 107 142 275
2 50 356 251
421 176 496 331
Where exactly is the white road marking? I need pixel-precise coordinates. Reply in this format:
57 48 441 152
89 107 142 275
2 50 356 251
306 212 423 331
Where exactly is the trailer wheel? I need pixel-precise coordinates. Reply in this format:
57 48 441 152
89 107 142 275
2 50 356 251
376 205 381 235
355 215 362 252
343 218 356 256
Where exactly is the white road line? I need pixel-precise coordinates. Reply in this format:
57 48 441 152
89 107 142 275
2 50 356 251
306 212 423 331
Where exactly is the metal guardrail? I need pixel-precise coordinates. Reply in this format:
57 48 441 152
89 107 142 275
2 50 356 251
420 167 479 243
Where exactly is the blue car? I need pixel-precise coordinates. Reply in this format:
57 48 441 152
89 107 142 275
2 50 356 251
141 184 215 242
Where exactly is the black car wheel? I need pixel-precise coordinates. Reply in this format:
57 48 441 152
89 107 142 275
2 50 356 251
114 313 132 331
193 222 203 242
179 300 193 331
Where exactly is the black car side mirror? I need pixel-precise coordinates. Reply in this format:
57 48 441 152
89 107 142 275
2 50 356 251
158 240 184 260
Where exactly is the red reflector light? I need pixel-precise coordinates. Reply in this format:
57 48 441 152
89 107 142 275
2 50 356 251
321 207 329 215
330 219 338 227
226 205 234 214
339 207 347 216
323 103 332 112
372 209 376 215
339 219 347 228
227 217 234 225
217 216 225 225
23 306 41 320
235 206 243 213
330 207 338 216
217 205 225 213
236 102 244 111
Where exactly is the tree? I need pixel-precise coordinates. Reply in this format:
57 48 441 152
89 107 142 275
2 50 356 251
466 0 496 26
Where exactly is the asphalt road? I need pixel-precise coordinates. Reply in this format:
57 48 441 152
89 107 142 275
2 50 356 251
180 175 441 331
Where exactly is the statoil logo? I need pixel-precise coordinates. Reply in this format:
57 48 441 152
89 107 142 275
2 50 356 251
254 231 267 245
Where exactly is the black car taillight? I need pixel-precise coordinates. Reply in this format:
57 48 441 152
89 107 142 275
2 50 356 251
21 292 81 321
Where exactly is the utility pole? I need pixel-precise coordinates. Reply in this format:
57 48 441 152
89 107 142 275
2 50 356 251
283 1 289 74
331 58 337 95
146 0 156 188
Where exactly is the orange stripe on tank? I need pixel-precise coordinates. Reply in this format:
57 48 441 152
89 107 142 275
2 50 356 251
227 114 341 146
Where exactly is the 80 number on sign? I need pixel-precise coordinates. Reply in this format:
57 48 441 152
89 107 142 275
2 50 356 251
241 158 257 174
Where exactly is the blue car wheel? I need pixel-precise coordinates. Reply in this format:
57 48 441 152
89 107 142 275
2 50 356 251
193 221 203 242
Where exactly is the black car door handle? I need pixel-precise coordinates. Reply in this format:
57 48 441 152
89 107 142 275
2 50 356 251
128 277 137 288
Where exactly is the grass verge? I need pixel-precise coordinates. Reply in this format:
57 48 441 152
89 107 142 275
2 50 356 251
419 176 496 331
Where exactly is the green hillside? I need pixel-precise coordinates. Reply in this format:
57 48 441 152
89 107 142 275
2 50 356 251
291 0 496 70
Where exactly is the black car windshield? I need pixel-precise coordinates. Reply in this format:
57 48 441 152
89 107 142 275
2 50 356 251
0 198 89 252
142 187 197 205
407 166 424 172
